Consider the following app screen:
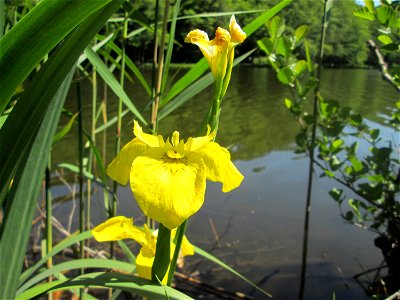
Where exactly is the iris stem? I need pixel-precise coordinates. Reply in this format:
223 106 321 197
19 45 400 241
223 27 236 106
166 219 187 286
152 223 171 282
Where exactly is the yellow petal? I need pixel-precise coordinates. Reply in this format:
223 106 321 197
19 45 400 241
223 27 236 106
136 245 171 285
133 120 161 147
209 27 230 82
136 248 154 281
92 216 146 244
185 30 213 65
184 29 209 44
187 126 216 151
195 142 243 192
107 138 148 185
229 15 246 44
181 235 195 256
130 148 207 229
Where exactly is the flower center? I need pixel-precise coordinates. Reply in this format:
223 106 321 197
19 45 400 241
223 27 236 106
165 131 186 159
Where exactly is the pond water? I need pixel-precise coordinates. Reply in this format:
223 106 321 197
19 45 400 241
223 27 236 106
52 67 399 299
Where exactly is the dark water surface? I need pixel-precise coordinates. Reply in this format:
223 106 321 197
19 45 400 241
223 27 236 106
53 67 399 299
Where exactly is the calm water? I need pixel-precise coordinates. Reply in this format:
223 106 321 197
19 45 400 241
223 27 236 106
52 67 399 299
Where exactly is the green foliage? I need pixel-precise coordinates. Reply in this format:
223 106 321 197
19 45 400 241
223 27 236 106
0 0 292 298
259 1 400 243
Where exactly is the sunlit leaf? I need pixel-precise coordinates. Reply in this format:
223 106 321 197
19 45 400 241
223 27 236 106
353 7 375 21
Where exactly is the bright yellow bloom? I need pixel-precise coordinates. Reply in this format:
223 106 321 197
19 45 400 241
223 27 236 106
107 121 244 230
184 15 246 93
92 216 194 284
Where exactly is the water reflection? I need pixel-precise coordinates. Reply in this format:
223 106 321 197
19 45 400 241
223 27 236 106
51 67 398 299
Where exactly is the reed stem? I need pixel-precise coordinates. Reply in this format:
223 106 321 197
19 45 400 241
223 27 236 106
299 1 331 298
76 78 85 299
151 0 170 132
0 0 4 38
111 9 128 258
45 157 52 300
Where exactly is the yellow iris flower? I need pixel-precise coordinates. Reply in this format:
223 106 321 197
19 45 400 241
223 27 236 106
184 15 246 97
107 121 243 230
92 216 194 284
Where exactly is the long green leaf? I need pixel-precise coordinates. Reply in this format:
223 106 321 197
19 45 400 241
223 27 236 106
0 0 113 112
161 0 181 92
161 0 292 107
52 112 79 143
18 272 193 300
194 246 272 298
0 0 124 206
19 231 93 285
17 259 135 295
84 46 147 125
158 49 255 120
0 67 75 300
0 2 124 299
96 36 151 96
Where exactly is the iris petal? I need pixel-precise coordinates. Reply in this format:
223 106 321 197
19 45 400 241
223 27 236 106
92 216 146 244
195 142 244 192
188 126 216 151
130 148 207 230
133 121 161 147
107 138 148 185
229 15 247 43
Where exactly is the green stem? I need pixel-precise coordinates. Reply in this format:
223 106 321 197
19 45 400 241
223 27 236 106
111 9 128 258
76 78 85 299
45 157 52 300
0 0 4 38
166 219 187 286
152 223 171 282
151 0 170 132
299 1 331 299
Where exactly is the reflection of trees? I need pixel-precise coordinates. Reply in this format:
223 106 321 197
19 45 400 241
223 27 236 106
53 68 398 166
321 69 398 124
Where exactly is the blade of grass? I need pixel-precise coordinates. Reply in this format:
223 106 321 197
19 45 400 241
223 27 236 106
194 246 272 298
19 231 93 284
158 49 255 121
0 67 75 300
85 46 147 125
18 272 193 300
17 259 136 295
0 0 113 112
0 0 125 207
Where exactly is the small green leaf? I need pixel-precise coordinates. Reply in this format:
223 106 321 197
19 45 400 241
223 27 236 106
349 157 363 172
294 25 309 45
324 170 335 178
329 188 343 202
376 6 396 26
267 16 285 42
368 174 384 183
293 60 307 76
377 34 393 45
344 211 354 221
257 38 273 55
369 128 380 140
348 199 363 222
353 7 375 21
276 36 292 57
332 139 344 149
277 66 294 84
284 98 293 109
364 0 375 12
